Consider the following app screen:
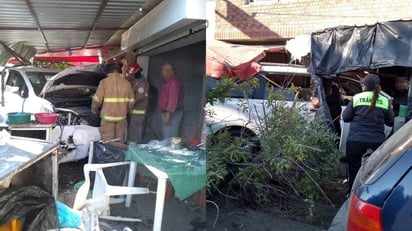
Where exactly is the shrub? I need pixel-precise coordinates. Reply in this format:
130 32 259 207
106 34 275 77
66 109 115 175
206 79 340 207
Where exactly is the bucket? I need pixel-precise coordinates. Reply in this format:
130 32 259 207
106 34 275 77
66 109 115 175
7 112 31 125
399 105 407 118
35 113 59 124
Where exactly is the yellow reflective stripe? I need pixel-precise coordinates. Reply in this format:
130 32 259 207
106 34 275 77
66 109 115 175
92 94 100 102
131 109 145 115
103 97 134 103
102 115 126 121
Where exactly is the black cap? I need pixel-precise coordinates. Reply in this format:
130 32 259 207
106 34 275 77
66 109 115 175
106 63 122 74
361 74 380 91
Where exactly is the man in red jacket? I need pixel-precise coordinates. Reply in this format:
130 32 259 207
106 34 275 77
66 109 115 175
158 63 184 139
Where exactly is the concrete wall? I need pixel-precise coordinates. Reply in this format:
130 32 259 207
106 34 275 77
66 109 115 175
143 41 206 144
214 0 412 42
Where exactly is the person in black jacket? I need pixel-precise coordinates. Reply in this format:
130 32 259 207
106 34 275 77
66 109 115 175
312 78 343 137
342 74 394 192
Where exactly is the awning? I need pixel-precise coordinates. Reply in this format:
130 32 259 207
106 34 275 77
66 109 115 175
206 40 284 80
6 47 107 66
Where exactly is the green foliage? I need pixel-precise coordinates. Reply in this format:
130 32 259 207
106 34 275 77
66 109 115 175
240 101 339 203
205 76 259 105
206 129 250 195
206 77 341 207
33 61 72 70
206 77 236 105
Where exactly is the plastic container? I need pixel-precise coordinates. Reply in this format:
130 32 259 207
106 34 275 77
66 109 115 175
170 137 182 150
393 105 407 133
7 112 31 125
399 105 408 118
35 113 59 124
0 219 23 231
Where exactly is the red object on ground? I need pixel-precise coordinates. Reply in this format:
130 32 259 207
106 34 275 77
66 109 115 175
35 113 60 124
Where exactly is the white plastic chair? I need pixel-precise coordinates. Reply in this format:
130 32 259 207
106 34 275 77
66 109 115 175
73 162 150 222
87 141 139 206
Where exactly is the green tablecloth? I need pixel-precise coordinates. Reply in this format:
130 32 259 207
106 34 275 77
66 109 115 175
125 144 206 201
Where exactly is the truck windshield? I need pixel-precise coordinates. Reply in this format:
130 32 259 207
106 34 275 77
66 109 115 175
26 71 57 95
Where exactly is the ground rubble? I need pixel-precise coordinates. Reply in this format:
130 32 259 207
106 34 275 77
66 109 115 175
205 176 347 231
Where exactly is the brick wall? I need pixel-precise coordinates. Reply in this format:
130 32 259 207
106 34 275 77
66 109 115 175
215 0 412 42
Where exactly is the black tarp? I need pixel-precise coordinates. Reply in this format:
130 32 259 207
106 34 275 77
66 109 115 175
309 19 412 75
91 142 128 185
0 186 59 231
309 19 412 122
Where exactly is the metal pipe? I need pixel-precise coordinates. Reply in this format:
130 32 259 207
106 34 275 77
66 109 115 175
24 0 50 52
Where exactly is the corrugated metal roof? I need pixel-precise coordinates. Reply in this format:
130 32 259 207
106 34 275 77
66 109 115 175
0 0 161 65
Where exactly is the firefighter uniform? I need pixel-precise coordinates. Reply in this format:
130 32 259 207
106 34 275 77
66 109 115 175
127 76 149 143
91 72 135 143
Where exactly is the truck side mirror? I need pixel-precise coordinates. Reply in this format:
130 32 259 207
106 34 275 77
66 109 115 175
20 85 29 98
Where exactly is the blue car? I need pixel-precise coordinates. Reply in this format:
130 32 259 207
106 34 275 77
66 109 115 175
329 118 412 231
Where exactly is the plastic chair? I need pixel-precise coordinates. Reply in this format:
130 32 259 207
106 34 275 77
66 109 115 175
72 162 150 222
87 141 137 206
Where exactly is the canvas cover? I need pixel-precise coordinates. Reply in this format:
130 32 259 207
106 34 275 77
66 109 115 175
309 19 412 76
309 19 412 123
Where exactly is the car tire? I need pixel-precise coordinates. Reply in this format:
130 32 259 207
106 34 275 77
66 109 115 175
228 128 260 159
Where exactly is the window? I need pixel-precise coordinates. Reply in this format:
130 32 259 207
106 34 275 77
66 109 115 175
6 71 26 94
26 71 54 95
6 70 30 98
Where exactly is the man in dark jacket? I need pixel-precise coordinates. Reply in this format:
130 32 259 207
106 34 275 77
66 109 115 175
312 78 343 136
125 62 149 144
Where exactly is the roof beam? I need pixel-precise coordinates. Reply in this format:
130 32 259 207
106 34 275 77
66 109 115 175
24 0 50 52
0 40 31 65
83 0 110 48
0 27 129 31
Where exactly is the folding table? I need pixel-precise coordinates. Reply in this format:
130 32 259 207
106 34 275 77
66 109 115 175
0 136 59 198
125 144 206 231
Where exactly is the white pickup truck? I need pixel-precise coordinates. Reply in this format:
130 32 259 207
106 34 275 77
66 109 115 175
0 66 57 125
1 65 106 163
205 63 394 155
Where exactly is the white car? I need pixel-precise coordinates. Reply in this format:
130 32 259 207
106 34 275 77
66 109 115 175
205 63 394 154
1 64 107 163
41 64 107 163
205 63 315 151
0 66 58 125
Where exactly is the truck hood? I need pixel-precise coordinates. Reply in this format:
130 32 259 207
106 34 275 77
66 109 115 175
40 64 107 108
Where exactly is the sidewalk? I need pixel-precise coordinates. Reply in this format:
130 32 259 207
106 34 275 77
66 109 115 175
206 199 328 231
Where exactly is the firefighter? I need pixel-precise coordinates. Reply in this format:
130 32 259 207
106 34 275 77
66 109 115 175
91 63 135 144
125 62 149 144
